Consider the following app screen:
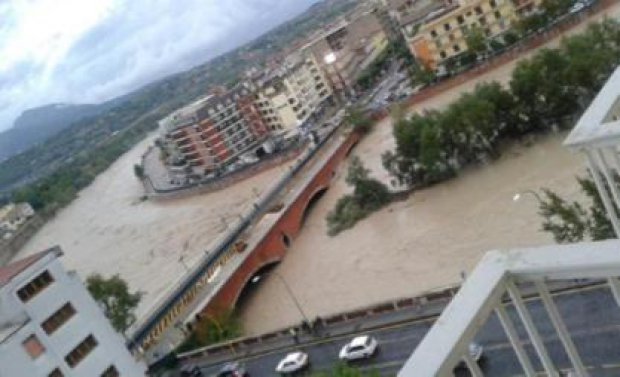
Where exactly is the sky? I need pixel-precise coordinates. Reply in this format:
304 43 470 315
0 0 319 131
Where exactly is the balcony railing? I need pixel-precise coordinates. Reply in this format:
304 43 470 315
398 241 620 377
399 67 620 377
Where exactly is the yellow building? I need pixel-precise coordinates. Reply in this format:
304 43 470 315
255 53 333 135
406 0 534 69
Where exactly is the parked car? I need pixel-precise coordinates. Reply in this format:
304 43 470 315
180 364 203 377
275 351 309 374
338 335 379 361
216 362 248 377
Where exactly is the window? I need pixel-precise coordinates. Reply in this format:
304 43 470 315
495 10 502 19
17 270 54 302
101 365 119 377
480 16 487 25
23 334 45 359
439 50 447 59
443 23 451 31
448 34 456 41
48 368 64 377
453 44 461 52
457 15 465 24
474 6 483 14
489 0 497 7
430 29 438 38
42 303 76 335
65 335 98 368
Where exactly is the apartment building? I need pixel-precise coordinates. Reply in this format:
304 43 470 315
254 53 333 134
302 12 390 93
159 84 271 175
402 0 531 69
0 247 146 376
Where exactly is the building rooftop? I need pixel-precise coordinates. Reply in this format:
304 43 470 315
0 246 62 289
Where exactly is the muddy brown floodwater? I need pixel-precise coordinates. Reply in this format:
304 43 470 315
16 134 296 317
234 4 620 333
13 4 620 335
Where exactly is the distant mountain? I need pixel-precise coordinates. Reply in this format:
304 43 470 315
0 103 110 161
0 0 358 192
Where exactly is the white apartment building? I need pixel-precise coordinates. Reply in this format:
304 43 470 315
0 247 146 377
255 53 333 135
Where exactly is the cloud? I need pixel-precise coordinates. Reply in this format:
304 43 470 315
0 0 317 131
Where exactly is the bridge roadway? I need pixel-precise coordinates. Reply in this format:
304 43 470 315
127 124 361 363
187 284 620 377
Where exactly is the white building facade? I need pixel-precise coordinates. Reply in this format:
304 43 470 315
0 247 146 377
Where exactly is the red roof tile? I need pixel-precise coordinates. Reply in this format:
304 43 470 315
0 247 61 287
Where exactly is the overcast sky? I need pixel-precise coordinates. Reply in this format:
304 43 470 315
0 0 319 131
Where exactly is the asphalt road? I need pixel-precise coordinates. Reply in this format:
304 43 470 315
190 284 620 376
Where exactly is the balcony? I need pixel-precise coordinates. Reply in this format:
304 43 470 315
399 241 620 377
399 67 620 376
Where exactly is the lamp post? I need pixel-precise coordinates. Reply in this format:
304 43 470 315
513 190 543 204
178 255 190 273
252 271 310 324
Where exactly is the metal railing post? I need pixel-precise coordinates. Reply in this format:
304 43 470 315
506 280 558 377
495 303 536 377
535 281 588 377
462 351 484 377
585 150 620 236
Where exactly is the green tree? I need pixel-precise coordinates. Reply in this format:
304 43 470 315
327 156 391 235
86 274 142 334
345 108 373 135
539 176 615 243
464 26 487 58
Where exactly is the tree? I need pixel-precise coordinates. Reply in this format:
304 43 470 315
345 108 373 135
327 156 391 235
464 26 487 58
538 176 615 243
86 274 142 334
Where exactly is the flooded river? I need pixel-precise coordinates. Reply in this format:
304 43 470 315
13 4 619 334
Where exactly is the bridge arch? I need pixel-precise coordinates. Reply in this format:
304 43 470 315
300 186 329 229
231 258 282 311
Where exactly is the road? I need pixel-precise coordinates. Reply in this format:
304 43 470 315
187 284 620 376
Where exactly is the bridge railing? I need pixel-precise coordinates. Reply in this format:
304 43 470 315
127 122 347 351
398 240 620 377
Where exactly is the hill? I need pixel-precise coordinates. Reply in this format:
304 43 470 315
0 0 358 199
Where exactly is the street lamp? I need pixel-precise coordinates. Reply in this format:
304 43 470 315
513 189 543 204
251 271 310 324
178 255 190 273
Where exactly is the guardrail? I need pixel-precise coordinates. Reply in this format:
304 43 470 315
128 123 345 351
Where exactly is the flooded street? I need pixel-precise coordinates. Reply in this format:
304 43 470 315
16 134 295 317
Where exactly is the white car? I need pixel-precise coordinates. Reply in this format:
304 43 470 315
339 335 378 361
275 351 309 374
570 1 585 13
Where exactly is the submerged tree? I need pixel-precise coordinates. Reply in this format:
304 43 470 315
86 274 142 334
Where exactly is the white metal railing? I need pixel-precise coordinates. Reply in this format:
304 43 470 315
400 67 620 377
398 240 620 377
